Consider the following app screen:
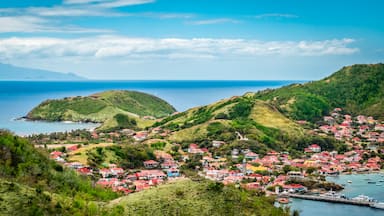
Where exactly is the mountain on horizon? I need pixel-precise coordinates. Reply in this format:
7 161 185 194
0 63 85 80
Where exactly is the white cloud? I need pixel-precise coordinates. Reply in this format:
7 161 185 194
188 18 240 25
0 36 359 62
0 16 111 33
27 6 124 17
252 13 298 19
64 0 155 8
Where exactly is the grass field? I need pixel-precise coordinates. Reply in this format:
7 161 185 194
67 143 115 164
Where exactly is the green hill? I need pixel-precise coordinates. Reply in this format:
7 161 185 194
154 95 306 154
255 63 384 121
107 179 289 216
27 90 176 130
152 64 384 153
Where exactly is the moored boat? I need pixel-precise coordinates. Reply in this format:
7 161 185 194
352 194 375 202
370 202 384 209
277 197 291 204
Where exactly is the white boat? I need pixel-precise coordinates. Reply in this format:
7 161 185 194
370 202 384 209
352 194 375 202
347 180 352 183
320 191 345 199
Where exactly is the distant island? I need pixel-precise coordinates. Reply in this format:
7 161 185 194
0 63 85 80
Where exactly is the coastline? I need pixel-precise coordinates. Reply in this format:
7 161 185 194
287 173 384 216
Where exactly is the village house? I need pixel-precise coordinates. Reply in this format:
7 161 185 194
133 131 148 141
188 143 204 154
143 160 159 169
308 144 321 153
166 168 180 177
136 170 167 180
244 151 259 160
212 140 225 148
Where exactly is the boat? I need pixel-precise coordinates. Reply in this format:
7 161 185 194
367 181 376 184
277 197 291 204
320 191 346 199
352 194 375 202
370 202 384 209
378 180 384 182
376 183 382 186
347 180 352 183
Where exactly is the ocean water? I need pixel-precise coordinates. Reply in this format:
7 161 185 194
0 80 294 135
289 173 384 216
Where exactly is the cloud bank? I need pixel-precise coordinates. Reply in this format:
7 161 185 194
0 36 358 62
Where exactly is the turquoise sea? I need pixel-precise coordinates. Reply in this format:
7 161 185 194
0 80 294 135
289 173 384 216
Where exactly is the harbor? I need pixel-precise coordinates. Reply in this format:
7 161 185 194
284 193 378 208
286 173 384 216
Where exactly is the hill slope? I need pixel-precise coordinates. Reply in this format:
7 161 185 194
0 130 119 215
107 179 289 216
27 90 177 129
154 95 305 153
0 63 84 80
255 63 384 121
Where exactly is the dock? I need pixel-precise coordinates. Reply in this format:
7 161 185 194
285 194 372 207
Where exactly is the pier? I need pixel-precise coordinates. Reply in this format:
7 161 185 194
285 194 372 207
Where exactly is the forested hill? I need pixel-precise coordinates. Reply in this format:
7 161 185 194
255 63 384 121
26 90 177 130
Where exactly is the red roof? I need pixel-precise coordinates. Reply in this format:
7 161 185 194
189 144 199 149
144 160 158 164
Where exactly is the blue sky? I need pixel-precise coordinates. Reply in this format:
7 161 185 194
0 0 383 80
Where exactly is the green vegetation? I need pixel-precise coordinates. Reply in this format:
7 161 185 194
27 90 176 130
107 179 290 216
155 96 308 154
255 64 384 121
0 130 119 215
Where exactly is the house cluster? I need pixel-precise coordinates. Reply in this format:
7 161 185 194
197 140 382 194
49 148 181 195
316 108 384 144
89 127 171 143
94 151 181 193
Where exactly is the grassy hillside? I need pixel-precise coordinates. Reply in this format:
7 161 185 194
154 95 307 154
0 130 119 215
255 63 384 121
27 90 176 130
107 179 289 216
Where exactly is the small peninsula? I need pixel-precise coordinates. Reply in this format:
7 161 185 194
26 90 177 130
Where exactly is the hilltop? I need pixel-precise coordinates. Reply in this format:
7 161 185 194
0 63 84 80
26 90 177 130
255 63 384 121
